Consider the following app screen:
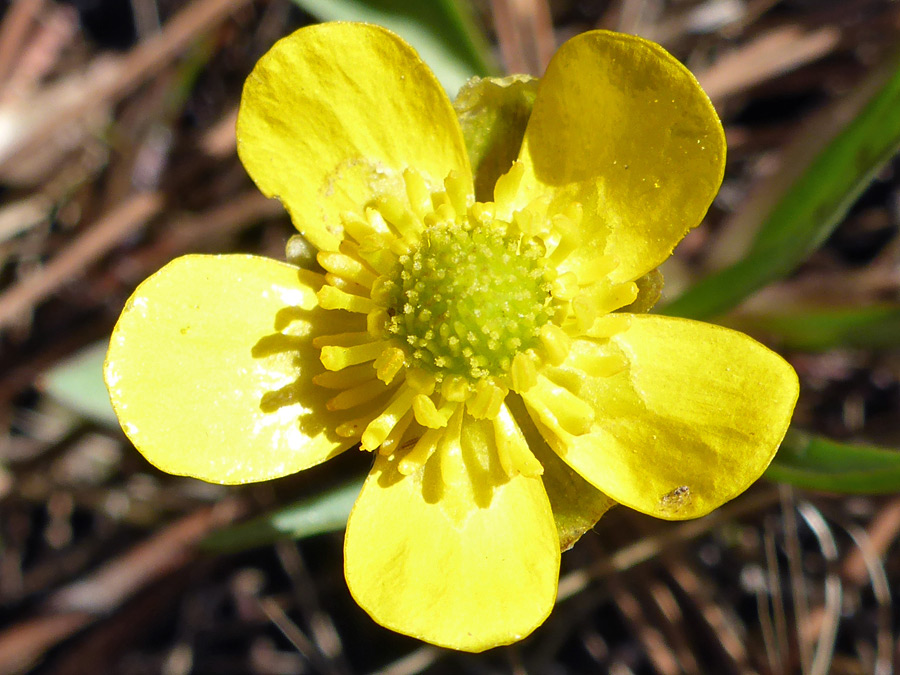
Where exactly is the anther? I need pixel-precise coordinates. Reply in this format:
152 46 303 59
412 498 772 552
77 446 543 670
493 161 525 214
320 341 388 371
316 286 377 314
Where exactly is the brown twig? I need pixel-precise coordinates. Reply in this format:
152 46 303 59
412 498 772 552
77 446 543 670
697 24 841 104
0 0 255 171
0 191 163 329
0 0 46 85
490 0 555 75
0 500 246 675
557 487 781 602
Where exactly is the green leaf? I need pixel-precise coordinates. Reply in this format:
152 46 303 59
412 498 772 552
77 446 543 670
39 340 118 427
723 305 900 352
766 429 900 494
664 53 900 320
290 0 498 95
202 478 364 552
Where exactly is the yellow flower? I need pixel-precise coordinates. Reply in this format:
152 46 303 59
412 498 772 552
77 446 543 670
105 23 799 651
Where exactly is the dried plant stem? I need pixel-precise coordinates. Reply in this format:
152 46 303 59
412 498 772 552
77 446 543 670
0 192 162 328
0 0 254 170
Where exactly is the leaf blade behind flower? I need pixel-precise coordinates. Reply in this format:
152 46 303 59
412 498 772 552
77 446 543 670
664 51 900 320
723 305 900 352
202 478 364 552
39 340 119 428
766 430 900 494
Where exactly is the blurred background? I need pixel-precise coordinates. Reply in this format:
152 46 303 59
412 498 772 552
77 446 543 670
2 0 900 673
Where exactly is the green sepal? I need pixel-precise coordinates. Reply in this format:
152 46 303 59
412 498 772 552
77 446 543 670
453 75 540 201
507 395 615 550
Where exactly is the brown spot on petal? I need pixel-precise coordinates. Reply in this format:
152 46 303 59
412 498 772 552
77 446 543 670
659 485 692 513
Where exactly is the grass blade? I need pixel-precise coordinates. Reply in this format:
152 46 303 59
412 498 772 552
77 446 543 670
724 305 900 352
766 429 900 494
664 52 900 320
202 478 364 552
38 341 118 427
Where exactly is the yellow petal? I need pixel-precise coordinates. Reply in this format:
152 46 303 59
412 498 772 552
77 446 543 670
237 23 471 252
345 417 559 651
531 315 798 520
516 30 725 283
104 255 360 484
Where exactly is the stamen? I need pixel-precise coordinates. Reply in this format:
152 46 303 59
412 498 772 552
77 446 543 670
511 352 538 392
547 213 579 265
338 238 367 261
585 313 632 338
550 271 579 300
539 323 571 366
327 378 393 411
318 251 379 288
336 409 381 439
405 368 437 395
379 409 414 456
578 281 639 316
441 375 470 402
522 374 595 437
355 237 399 276
493 403 543 477
399 427 442 475
373 346 406 384
330 166 622 478
563 202 583 227
466 379 506 420
388 236 413 257
571 294 599 333
312 331 371 349
361 384 418 450
512 207 534 237
313 363 376 389
412 395 456 428
444 171 472 217
403 169 432 219
320 341 389 371
316 286 377 314
425 201 456 227
493 161 524 215
571 254 617 286
324 274 369 297
438 407 466 487
367 307 390 338
375 193 421 241
578 350 629 378
340 210 388 242
368 276 394 306
425 192 450 220
469 202 495 225
521 196 551 235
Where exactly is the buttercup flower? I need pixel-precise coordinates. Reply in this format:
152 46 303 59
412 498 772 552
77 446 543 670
105 23 799 651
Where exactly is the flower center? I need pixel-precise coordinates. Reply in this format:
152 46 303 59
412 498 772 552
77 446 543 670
385 221 552 380
310 166 639 471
